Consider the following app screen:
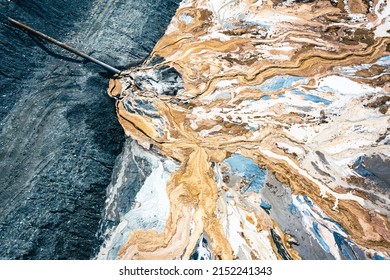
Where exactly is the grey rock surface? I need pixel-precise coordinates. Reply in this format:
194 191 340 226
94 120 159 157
98 138 153 237
0 0 180 259
260 173 335 260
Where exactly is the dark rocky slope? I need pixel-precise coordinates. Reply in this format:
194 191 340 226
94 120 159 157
0 0 180 259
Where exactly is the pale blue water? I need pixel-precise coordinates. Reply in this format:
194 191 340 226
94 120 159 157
313 222 330 253
260 199 272 213
289 89 331 105
304 94 331 105
253 75 306 93
260 95 272 100
179 14 194 24
377 55 390 66
223 154 267 193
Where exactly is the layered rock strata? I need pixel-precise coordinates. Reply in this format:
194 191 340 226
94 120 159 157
100 0 390 260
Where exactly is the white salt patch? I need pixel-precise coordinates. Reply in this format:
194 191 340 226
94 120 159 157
198 125 223 137
223 199 276 259
276 142 304 156
324 139 373 154
189 120 198 130
206 90 232 102
215 79 238 88
286 125 307 142
200 32 232 42
375 16 390 37
373 0 390 37
251 130 261 140
319 75 377 96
